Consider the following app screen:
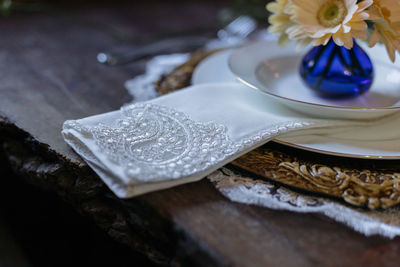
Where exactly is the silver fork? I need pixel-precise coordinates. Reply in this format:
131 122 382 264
97 15 257 66
217 15 257 43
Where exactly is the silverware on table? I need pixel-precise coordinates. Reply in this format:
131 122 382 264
217 15 257 43
97 15 257 66
97 36 210 66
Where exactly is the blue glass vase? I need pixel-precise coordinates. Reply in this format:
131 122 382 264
299 39 374 98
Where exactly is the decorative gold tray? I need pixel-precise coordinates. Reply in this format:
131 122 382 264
155 50 400 210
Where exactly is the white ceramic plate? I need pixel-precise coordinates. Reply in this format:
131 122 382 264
192 47 400 159
228 41 400 120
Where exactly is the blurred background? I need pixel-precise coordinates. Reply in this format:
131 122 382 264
0 0 268 20
0 0 269 266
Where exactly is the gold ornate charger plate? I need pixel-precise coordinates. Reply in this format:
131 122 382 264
155 50 400 210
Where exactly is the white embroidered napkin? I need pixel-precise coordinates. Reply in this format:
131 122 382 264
62 83 359 198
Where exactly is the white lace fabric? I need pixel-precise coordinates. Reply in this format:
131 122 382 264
125 53 190 102
209 168 400 238
62 83 351 198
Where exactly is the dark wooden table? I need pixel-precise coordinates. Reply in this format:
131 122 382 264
2 3 400 267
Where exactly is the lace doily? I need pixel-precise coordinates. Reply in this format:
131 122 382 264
209 168 400 238
125 53 189 102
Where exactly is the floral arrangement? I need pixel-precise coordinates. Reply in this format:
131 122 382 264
266 0 400 62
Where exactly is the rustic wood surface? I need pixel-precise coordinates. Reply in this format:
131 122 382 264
2 3 400 267
157 52 400 210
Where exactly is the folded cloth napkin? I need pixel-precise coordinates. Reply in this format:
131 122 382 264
62 83 358 198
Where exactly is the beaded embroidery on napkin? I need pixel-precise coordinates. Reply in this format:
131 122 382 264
63 103 318 183
64 104 237 182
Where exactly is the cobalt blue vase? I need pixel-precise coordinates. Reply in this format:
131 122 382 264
299 39 374 98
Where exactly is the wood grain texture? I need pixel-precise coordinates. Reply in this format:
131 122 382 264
156 50 400 210
2 4 400 267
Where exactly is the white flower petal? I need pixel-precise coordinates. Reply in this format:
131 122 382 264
342 25 351 33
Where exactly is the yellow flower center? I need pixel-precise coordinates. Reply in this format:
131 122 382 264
317 0 348 28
